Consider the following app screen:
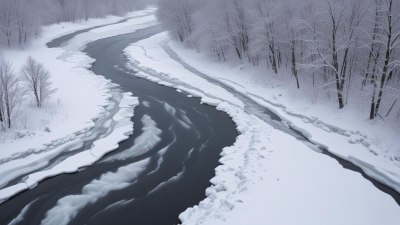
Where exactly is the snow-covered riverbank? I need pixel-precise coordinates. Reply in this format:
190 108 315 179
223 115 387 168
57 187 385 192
125 32 400 225
0 8 158 203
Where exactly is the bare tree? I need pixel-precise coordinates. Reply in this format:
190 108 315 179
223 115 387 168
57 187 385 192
157 0 195 42
20 57 55 108
370 0 400 119
82 0 92 21
252 0 280 74
284 3 300 88
0 59 24 129
189 1 229 61
300 0 365 109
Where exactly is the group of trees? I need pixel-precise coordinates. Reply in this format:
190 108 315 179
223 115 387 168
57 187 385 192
0 0 146 47
0 0 150 130
158 0 400 121
0 57 54 130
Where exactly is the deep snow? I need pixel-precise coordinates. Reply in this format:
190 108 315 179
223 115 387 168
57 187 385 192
124 32 400 225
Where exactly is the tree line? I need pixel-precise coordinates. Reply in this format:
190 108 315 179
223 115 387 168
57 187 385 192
0 0 146 47
157 0 400 121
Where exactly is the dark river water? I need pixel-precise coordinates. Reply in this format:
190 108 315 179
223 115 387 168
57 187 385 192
0 26 237 225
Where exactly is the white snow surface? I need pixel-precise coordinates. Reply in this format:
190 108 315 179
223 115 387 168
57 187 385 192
0 7 158 204
124 32 400 225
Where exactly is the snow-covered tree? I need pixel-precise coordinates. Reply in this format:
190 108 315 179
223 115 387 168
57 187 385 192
158 0 400 120
20 57 55 108
0 59 24 129
369 0 400 119
157 0 196 42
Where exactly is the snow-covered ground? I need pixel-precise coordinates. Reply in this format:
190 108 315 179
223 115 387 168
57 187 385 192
124 32 400 225
0 7 156 158
0 8 158 203
164 41 400 193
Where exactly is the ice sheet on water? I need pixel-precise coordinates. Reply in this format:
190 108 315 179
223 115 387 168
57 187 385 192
41 159 149 225
0 94 139 204
148 135 177 175
162 101 192 129
142 100 151 107
147 170 185 196
102 115 162 163
163 102 177 115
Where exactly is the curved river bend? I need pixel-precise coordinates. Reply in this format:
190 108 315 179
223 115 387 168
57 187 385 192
0 26 238 225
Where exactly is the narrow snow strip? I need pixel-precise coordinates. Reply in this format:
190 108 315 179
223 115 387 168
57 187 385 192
40 159 149 225
148 135 177 175
101 199 135 212
90 198 136 221
0 93 139 204
102 115 162 163
186 148 195 160
147 171 185 196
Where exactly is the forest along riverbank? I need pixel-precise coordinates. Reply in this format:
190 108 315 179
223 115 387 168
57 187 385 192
0 26 238 225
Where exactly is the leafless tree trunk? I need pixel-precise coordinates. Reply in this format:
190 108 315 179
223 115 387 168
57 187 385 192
20 57 55 108
372 0 400 119
285 6 300 88
0 59 24 129
82 0 92 21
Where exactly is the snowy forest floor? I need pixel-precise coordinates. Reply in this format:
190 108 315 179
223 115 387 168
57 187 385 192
125 32 400 225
